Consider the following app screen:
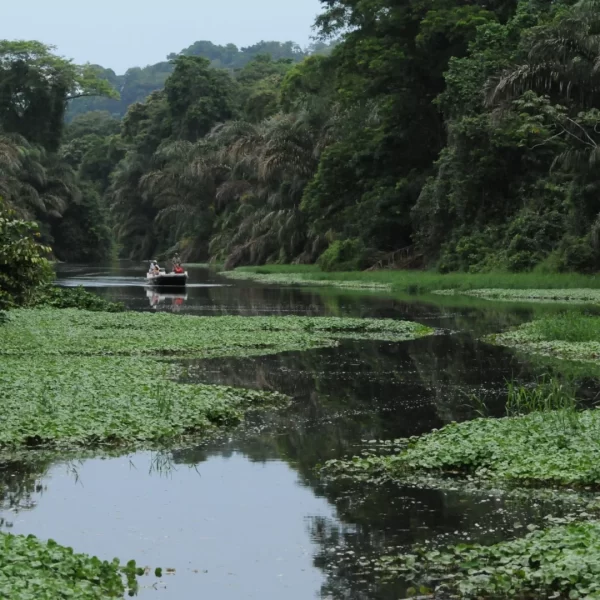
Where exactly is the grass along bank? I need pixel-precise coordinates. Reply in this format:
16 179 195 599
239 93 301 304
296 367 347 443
221 268 392 290
436 288 600 304
487 313 600 364
224 265 600 294
0 309 432 449
0 532 145 599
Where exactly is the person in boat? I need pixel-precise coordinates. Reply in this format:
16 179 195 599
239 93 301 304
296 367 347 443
149 260 161 275
173 263 184 274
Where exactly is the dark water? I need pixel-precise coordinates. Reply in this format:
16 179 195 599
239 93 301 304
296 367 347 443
0 263 590 599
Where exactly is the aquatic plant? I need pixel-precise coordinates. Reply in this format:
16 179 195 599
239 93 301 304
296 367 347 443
380 520 600 599
0 309 432 449
437 288 600 304
487 314 600 364
533 313 600 343
1 309 432 358
322 376 600 487
325 407 600 487
505 377 579 416
0 532 141 599
0 355 288 450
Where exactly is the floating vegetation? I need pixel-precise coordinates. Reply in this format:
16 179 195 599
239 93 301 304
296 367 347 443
434 288 600 304
322 379 600 488
0 532 143 599
377 519 600 599
0 309 432 449
0 309 431 358
324 407 600 487
221 270 392 291
0 355 287 450
487 314 600 364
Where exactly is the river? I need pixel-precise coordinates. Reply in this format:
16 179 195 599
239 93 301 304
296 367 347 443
0 263 587 599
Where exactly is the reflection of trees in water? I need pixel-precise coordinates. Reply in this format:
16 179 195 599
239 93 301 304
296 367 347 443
0 456 54 527
173 334 584 599
172 333 540 494
306 478 591 600
177 338 448 483
407 334 534 423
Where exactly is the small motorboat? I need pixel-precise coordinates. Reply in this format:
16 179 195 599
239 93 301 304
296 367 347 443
147 258 188 286
146 256 188 286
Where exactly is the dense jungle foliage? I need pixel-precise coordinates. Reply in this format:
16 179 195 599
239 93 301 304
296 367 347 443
3 0 600 274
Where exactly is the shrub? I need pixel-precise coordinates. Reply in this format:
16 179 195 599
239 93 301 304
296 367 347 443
0 200 52 309
556 235 597 273
32 285 125 312
317 238 371 272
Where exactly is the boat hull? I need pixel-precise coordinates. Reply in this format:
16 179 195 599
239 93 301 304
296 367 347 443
146 272 188 286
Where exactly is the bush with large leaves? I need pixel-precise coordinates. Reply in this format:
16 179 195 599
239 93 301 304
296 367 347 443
0 199 52 309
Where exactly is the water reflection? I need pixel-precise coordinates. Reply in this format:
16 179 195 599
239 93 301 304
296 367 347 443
145 287 188 312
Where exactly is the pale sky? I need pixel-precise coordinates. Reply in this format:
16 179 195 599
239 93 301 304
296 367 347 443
2 0 323 73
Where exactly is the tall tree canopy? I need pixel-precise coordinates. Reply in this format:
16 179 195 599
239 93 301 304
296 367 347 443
0 41 117 262
0 41 117 151
7 4 598 273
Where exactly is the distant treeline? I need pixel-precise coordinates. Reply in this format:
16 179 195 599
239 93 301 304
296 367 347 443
66 40 336 121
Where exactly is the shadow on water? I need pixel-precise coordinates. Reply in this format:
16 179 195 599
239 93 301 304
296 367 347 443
2 263 598 598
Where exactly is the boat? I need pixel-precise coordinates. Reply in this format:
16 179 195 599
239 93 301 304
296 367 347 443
146 268 188 287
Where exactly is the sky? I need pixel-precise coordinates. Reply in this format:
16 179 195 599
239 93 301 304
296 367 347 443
2 0 324 73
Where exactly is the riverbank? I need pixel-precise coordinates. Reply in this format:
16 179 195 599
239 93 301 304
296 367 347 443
224 265 600 295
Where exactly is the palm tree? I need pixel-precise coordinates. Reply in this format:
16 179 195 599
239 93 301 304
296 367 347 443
138 140 223 259
487 0 600 173
0 133 79 223
209 109 335 267
110 152 158 259
489 0 600 108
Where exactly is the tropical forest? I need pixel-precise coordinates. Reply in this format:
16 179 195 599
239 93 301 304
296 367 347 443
2 0 600 598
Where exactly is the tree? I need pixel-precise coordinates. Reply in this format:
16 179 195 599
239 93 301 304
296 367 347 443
63 111 121 142
0 41 117 151
165 56 238 141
